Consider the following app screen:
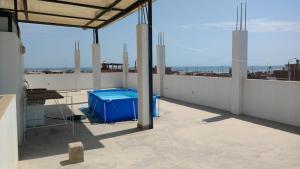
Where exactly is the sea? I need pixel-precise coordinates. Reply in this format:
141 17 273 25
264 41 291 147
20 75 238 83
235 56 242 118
170 65 284 73
25 65 284 73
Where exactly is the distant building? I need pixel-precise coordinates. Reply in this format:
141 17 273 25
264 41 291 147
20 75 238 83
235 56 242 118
43 70 63 74
285 59 300 81
101 63 123 72
273 59 300 81
273 68 288 81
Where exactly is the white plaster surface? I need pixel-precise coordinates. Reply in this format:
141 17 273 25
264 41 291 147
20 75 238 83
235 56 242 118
25 73 123 91
127 73 159 95
0 95 18 169
74 47 80 91
156 45 165 96
231 30 248 115
92 44 101 90
136 24 150 127
163 75 232 112
0 32 24 144
243 79 300 127
123 44 129 88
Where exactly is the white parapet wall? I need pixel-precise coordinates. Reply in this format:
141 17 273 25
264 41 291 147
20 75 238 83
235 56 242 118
26 72 300 127
163 75 232 111
127 73 138 89
128 73 232 111
127 73 159 95
129 73 300 127
0 95 18 169
25 72 123 91
243 79 300 127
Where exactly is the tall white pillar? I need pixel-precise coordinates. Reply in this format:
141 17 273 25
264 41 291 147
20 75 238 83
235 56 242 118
137 24 150 129
156 32 166 96
231 3 248 115
122 43 129 88
92 43 101 90
74 41 81 91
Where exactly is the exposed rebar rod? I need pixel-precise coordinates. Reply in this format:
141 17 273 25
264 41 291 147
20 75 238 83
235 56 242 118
123 43 125 53
240 3 243 30
157 32 159 45
14 0 18 20
163 32 165 45
245 2 247 31
138 5 140 24
236 5 238 31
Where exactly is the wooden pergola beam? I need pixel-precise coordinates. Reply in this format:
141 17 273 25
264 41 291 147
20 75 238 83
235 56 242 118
23 0 29 20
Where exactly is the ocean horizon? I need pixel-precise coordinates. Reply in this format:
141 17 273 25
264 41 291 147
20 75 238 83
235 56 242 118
25 65 284 73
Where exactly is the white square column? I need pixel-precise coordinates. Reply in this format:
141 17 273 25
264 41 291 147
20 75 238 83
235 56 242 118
156 32 165 96
137 24 150 129
74 41 81 91
92 43 101 90
122 44 129 88
231 30 248 115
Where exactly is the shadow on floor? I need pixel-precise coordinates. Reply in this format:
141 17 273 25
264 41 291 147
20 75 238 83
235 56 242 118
162 97 300 135
79 107 104 124
202 115 231 123
94 127 141 140
65 101 88 106
20 104 141 161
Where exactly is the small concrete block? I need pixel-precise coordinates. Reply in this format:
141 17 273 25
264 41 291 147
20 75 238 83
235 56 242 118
68 142 84 163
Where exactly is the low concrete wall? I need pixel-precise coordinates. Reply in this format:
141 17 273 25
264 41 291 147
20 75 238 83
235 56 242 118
243 79 300 127
129 74 300 126
25 72 123 90
127 73 138 89
26 73 300 127
0 95 18 169
127 73 159 95
163 75 232 111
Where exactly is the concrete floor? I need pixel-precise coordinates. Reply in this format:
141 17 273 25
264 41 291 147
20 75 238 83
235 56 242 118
19 90 300 169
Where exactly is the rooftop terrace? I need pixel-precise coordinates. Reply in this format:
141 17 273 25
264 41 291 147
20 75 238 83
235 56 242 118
18 90 300 169
0 1 300 169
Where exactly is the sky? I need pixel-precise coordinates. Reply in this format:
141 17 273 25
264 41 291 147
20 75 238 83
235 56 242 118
20 0 300 68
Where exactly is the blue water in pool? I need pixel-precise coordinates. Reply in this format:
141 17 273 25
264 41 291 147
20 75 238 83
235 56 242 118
92 90 137 100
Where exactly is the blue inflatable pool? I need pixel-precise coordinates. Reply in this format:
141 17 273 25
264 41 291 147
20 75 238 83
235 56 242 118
88 89 158 123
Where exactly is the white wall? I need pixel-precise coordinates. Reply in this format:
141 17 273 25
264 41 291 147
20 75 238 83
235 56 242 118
128 73 232 111
26 72 300 127
127 73 159 95
0 32 24 144
127 73 138 89
243 79 300 127
129 74 300 126
0 95 18 169
163 75 232 111
25 72 123 91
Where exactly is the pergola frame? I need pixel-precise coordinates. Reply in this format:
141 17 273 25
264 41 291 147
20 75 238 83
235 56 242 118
147 1 153 129
0 0 154 129
40 0 124 12
1 0 150 29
